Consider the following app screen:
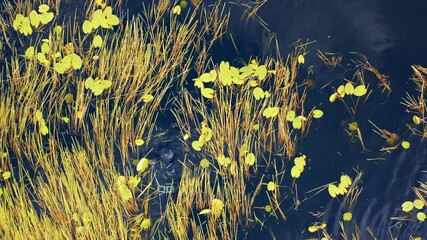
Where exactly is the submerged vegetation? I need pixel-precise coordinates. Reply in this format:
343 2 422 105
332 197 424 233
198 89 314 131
0 0 426 239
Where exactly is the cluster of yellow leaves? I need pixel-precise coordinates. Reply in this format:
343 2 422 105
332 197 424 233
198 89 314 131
401 199 426 222
115 175 140 202
53 51 83 74
199 198 225 218
328 174 352 198
263 107 280 119
291 154 307 178
35 110 49 135
329 82 368 103
84 77 112 96
191 121 213 151
286 110 305 129
82 6 120 34
193 59 273 99
25 41 57 67
217 155 232 167
13 4 54 36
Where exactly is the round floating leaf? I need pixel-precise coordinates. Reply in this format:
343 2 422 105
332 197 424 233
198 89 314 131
264 205 272 212
329 92 338 103
40 125 49 135
353 85 367 97
344 82 354 95
401 141 410 149
292 117 302 129
328 184 338 198
417 212 426 222
348 122 358 131
135 139 144 146
297 55 305 64
118 184 132 202
312 109 323 119
414 199 424 210
82 20 93 34
402 201 414 212
253 87 265 100
38 4 50 13
25 46 35 58
211 199 224 217
337 85 346 97
136 158 149 172
172 5 181 15
92 35 103 48
294 155 306 167
267 181 276 191
61 117 69 123
2 171 11 180
201 88 214 99
286 110 296 122
245 153 256 166
142 94 154 103
191 140 203 151
141 218 151 230
291 166 303 178
340 175 352 188
200 158 210 168
343 212 352 221
255 65 267 80
413 115 421 124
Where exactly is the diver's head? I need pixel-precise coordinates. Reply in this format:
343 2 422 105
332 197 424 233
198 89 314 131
158 145 174 164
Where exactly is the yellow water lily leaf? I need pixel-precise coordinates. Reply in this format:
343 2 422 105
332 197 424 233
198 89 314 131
348 122 358 131
264 205 272 212
292 117 302 129
141 218 151 230
211 199 224 217
267 181 276 191
328 184 338 198
254 65 267 80
38 4 50 13
286 110 296 122
135 139 144 146
128 176 141 189
201 88 214 99
2 171 11 180
312 109 323 118
245 153 256 166
402 201 414 212
414 199 424 209
191 140 203 151
40 11 54 25
345 82 354 95
353 85 367 97
82 20 93 34
401 141 410 149
413 115 421 124
93 35 103 48
417 212 426 222
294 155 306 166
136 158 149 172
25 46 35 58
263 107 280 118
61 117 70 123
200 158 210 168
340 175 352 187
219 61 233 86
40 125 49 135
297 55 305 64
337 85 346 97
142 94 154 103
343 212 352 221
291 166 303 178
172 5 181 15
253 87 265 100
329 92 338 103
118 184 133 201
